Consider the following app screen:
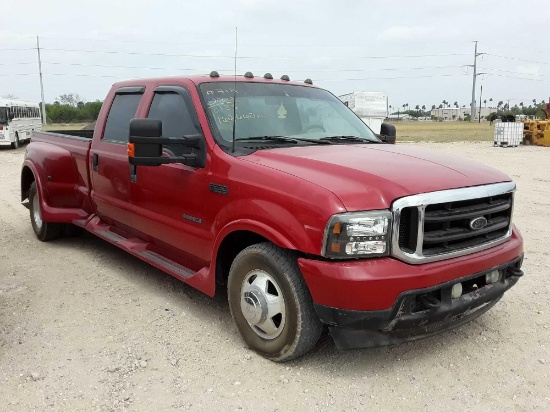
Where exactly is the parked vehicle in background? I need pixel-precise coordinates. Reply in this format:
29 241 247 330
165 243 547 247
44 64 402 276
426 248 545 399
21 73 523 361
339 91 388 134
0 98 42 148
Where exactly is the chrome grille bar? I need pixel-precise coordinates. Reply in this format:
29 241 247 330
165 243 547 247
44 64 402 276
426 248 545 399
391 182 516 264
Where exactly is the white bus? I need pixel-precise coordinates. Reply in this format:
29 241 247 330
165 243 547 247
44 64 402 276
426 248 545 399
0 98 42 149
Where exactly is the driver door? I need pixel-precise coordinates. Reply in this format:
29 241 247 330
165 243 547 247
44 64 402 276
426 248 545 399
130 86 213 268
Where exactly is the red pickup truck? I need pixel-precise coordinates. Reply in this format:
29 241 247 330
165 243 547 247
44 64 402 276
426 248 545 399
21 73 524 361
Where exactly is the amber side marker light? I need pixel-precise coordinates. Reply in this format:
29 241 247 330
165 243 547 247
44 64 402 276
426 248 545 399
330 222 342 253
127 143 135 157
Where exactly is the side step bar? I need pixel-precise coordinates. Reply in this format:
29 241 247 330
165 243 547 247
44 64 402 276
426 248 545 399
80 216 208 289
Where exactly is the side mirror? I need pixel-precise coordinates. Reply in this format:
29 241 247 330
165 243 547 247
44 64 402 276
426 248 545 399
128 118 206 168
379 123 396 144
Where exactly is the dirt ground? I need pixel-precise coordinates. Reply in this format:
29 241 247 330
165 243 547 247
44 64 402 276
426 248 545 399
0 142 548 411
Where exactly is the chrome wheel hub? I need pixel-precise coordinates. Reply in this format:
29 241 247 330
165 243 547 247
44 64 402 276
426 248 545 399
33 192 43 229
240 270 286 340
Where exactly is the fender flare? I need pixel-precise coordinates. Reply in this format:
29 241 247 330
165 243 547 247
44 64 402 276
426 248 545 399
204 219 300 296
213 219 298 253
21 159 47 215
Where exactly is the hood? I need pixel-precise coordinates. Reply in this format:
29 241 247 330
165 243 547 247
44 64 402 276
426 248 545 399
241 144 511 211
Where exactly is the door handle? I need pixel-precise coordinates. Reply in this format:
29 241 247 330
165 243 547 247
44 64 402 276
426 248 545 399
93 153 99 172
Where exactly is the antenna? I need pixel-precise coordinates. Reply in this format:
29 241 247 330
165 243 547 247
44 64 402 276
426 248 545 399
231 27 238 153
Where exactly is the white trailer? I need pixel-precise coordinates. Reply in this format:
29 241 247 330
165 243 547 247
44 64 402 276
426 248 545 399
338 92 388 134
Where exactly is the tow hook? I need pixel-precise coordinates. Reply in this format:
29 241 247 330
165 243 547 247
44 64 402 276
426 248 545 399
419 294 441 309
507 267 524 277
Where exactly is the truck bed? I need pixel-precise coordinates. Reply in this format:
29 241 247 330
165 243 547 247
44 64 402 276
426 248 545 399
45 129 94 139
27 130 93 216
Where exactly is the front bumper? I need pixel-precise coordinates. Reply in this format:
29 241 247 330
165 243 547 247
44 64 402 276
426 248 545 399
315 255 523 350
298 228 524 350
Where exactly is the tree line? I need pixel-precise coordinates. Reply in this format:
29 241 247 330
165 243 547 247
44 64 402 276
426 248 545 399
390 99 548 119
45 94 103 123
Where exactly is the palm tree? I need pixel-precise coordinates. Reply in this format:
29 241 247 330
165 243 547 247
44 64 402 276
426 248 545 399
422 105 426 114
432 105 436 110
533 99 537 105
519 102 524 107
415 105 420 113
483 99 487 107
497 101 504 110
389 105 393 113
489 98 493 107
454 101 458 108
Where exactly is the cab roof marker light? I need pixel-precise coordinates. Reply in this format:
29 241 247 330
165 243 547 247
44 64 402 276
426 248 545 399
244 71 254 78
209 71 220 78
304 78 313 85
280 75 290 81
263 73 273 79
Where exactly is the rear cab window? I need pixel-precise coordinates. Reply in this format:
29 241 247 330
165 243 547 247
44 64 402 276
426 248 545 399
103 87 144 143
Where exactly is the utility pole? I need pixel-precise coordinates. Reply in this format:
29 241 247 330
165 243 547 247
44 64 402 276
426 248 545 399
36 36 47 125
470 41 478 122
478 85 483 123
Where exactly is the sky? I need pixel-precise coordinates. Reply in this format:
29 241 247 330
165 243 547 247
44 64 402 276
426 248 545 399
1 0 549 111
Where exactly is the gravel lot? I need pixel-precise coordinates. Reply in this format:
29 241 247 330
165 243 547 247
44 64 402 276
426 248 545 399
0 142 548 411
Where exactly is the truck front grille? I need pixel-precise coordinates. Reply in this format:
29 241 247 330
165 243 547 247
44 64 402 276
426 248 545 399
392 183 515 264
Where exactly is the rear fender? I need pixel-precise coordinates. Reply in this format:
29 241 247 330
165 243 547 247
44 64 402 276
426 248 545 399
22 143 89 223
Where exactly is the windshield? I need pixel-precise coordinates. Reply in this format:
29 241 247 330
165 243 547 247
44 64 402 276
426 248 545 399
0 107 8 125
199 82 379 146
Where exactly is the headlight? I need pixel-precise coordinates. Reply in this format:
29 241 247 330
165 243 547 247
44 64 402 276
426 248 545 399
322 210 392 259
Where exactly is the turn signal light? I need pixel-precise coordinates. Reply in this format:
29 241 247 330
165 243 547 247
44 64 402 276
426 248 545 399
127 143 135 157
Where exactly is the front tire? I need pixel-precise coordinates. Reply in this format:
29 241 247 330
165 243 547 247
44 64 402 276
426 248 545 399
228 243 323 362
29 182 64 241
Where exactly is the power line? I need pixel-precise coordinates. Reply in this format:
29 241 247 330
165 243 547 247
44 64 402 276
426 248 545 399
41 47 234 59
39 47 470 60
0 72 471 81
0 73 124 78
484 53 550 66
479 67 549 78
35 35 473 48
0 62 35 66
37 61 464 73
0 47 35 52
484 73 550 83
37 36 234 47
313 73 470 82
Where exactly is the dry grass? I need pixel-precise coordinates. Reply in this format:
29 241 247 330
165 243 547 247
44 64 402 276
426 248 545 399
389 121 494 143
43 123 88 131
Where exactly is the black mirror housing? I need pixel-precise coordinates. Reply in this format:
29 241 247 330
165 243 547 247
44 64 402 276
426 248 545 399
128 118 206 168
130 118 162 138
379 123 397 144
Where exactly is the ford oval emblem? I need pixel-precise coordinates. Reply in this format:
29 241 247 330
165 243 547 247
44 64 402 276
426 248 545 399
469 216 488 230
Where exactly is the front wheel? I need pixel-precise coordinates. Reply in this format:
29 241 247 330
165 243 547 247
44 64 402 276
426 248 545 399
228 243 323 362
29 182 64 241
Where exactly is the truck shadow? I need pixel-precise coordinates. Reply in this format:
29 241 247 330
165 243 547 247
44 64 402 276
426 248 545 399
51 231 499 373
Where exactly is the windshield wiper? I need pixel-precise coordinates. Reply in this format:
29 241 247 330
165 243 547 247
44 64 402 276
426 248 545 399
236 136 298 143
320 135 379 143
236 136 332 144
